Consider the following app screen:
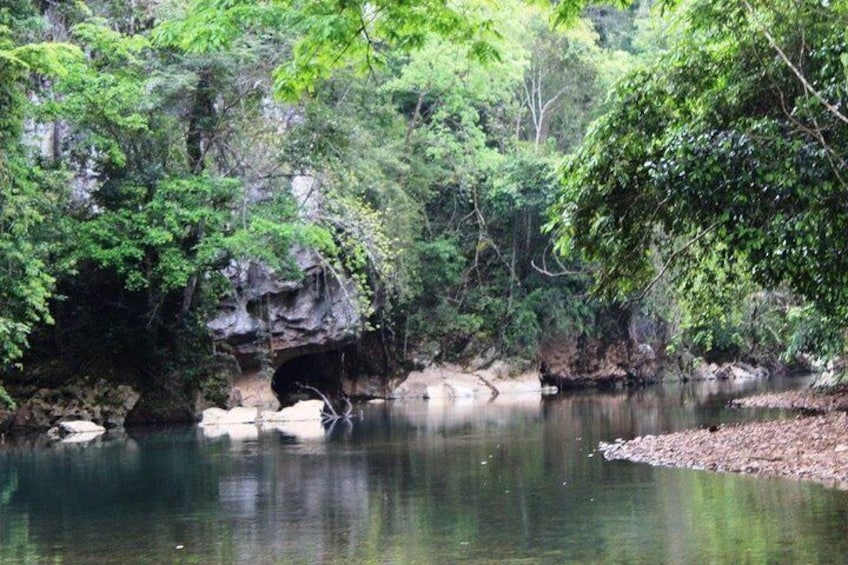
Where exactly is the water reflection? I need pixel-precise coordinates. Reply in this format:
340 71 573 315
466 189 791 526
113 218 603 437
2 375 846 564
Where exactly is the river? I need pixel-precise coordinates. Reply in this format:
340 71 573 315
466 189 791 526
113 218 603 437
1 375 847 564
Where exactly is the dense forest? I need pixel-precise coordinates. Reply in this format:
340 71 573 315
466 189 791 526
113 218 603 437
1 0 846 411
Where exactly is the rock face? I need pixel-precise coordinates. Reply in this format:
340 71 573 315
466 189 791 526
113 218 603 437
207 248 361 368
536 308 676 388
11 381 140 431
539 337 665 388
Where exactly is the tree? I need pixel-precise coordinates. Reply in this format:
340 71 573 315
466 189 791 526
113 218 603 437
0 2 81 386
157 0 646 101
550 0 848 357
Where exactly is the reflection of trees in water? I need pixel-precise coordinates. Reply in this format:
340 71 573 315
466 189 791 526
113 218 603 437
0 469 43 564
0 374 841 563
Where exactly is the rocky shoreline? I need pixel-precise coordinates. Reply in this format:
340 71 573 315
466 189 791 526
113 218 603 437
600 386 848 490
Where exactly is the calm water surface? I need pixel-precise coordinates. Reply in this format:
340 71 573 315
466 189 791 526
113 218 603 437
2 375 847 564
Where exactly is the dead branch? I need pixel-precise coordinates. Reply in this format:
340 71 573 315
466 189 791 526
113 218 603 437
531 241 588 277
296 382 354 421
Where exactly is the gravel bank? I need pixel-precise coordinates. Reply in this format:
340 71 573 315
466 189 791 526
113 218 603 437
599 388 848 490
732 387 848 412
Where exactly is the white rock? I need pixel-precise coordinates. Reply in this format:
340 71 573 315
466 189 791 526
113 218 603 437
199 406 260 427
447 383 478 398
262 419 326 440
425 383 453 400
201 424 259 441
58 420 106 434
260 400 325 422
60 431 105 443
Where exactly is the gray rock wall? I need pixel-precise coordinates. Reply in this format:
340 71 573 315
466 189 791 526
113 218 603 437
207 246 361 370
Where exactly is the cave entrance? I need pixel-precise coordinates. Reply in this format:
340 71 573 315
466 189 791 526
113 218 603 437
271 347 350 405
271 334 393 405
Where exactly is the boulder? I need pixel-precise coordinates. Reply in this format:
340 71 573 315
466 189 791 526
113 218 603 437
261 399 325 422
57 420 106 434
261 419 326 440
47 420 106 441
199 406 260 427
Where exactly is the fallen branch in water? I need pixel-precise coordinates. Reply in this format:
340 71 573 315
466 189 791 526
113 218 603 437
296 382 354 422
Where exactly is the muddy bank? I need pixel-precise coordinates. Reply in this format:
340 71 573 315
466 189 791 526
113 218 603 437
600 388 848 490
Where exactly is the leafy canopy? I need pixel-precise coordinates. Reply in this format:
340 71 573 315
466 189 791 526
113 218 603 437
155 0 653 101
550 0 848 326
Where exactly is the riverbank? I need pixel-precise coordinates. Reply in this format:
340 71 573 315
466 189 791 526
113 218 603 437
600 386 848 490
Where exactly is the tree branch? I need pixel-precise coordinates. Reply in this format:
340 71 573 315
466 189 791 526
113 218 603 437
628 220 720 304
743 0 848 126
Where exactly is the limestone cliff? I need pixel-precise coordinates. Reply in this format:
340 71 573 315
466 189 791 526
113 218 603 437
206 246 361 370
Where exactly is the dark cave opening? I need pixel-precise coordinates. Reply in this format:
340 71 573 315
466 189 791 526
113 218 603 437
271 334 394 405
271 348 348 405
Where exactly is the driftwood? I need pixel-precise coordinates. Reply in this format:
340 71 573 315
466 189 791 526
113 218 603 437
296 383 354 422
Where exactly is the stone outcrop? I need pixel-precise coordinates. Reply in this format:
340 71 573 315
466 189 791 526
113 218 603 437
207 248 361 368
538 337 666 388
693 361 768 381
390 361 542 400
11 380 140 431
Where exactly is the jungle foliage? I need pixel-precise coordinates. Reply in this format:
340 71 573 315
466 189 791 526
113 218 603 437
0 0 634 378
1 0 845 403
551 0 848 363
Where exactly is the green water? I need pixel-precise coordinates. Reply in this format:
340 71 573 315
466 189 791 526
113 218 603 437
1 376 847 564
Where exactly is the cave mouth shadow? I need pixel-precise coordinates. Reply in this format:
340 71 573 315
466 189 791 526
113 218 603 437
271 348 348 406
